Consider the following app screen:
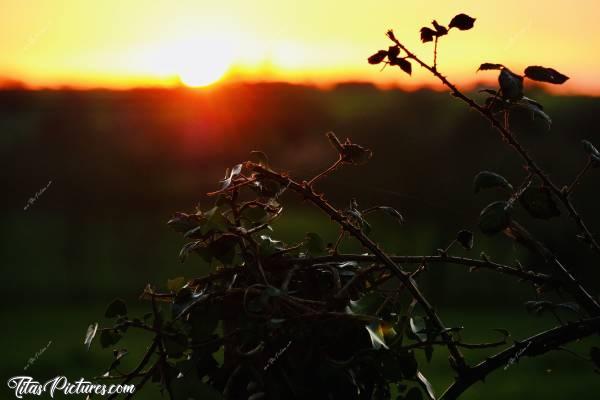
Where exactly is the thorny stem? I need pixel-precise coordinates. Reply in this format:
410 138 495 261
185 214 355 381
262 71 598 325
439 316 600 400
433 36 439 70
386 32 600 317
387 31 600 261
247 162 470 373
290 254 556 286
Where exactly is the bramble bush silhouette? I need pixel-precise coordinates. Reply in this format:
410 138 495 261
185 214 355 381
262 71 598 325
84 13 600 400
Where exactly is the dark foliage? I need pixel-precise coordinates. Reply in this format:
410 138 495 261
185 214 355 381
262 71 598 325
84 12 600 400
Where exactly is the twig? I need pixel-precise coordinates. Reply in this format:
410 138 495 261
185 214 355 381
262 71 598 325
307 157 343 187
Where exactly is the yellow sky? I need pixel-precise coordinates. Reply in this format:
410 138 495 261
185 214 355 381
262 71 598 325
2 0 600 93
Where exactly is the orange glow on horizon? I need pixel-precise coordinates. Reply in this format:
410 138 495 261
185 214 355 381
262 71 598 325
2 1 600 94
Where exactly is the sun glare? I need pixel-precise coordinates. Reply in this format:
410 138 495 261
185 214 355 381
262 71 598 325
166 36 235 87
178 58 230 87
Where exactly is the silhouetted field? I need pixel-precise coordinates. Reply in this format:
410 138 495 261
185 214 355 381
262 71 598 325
2 83 599 398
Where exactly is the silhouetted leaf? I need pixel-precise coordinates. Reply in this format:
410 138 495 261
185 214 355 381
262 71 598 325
520 186 560 219
84 323 98 350
525 301 579 315
391 58 412 75
368 206 404 225
368 50 388 65
432 20 448 36
456 230 474 250
100 329 122 349
305 232 326 255
420 27 436 43
388 46 400 60
328 133 373 166
524 66 569 84
105 299 127 318
474 171 513 193
514 98 552 128
478 63 504 71
479 201 511 235
168 212 201 233
582 140 600 166
499 68 524 101
449 13 476 30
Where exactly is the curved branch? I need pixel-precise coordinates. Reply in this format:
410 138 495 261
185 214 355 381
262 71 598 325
440 316 600 400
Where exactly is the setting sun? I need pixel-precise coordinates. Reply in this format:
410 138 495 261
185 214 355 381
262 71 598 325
175 38 233 87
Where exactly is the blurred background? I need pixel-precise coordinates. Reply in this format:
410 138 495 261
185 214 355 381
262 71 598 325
2 0 600 398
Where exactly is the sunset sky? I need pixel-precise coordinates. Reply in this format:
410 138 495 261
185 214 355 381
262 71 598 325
2 0 600 93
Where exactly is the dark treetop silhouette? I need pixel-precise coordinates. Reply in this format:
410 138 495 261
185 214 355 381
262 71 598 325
84 13 600 400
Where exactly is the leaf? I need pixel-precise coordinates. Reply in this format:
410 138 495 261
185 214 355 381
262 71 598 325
582 140 600 165
456 230 474 250
390 58 412 75
524 66 569 84
105 299 127 318
368 206 404 225
416 371 436 400
219 164 243 190
167 212 201 233
499 68 524 101
387 46 400 60
420 27 436 43
478 63 504 71
431 20 448 36
514 97 552 128
449 13 476 30
305 232 326 255
341 141 373 165
365 322 388 350
84 323 98 350
520 186 560 219
100 329 122 349
167 277 186 292
479 201 511 235
524 301 579 315
409 316 428 342
368 50 388 65
473 171 513 193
